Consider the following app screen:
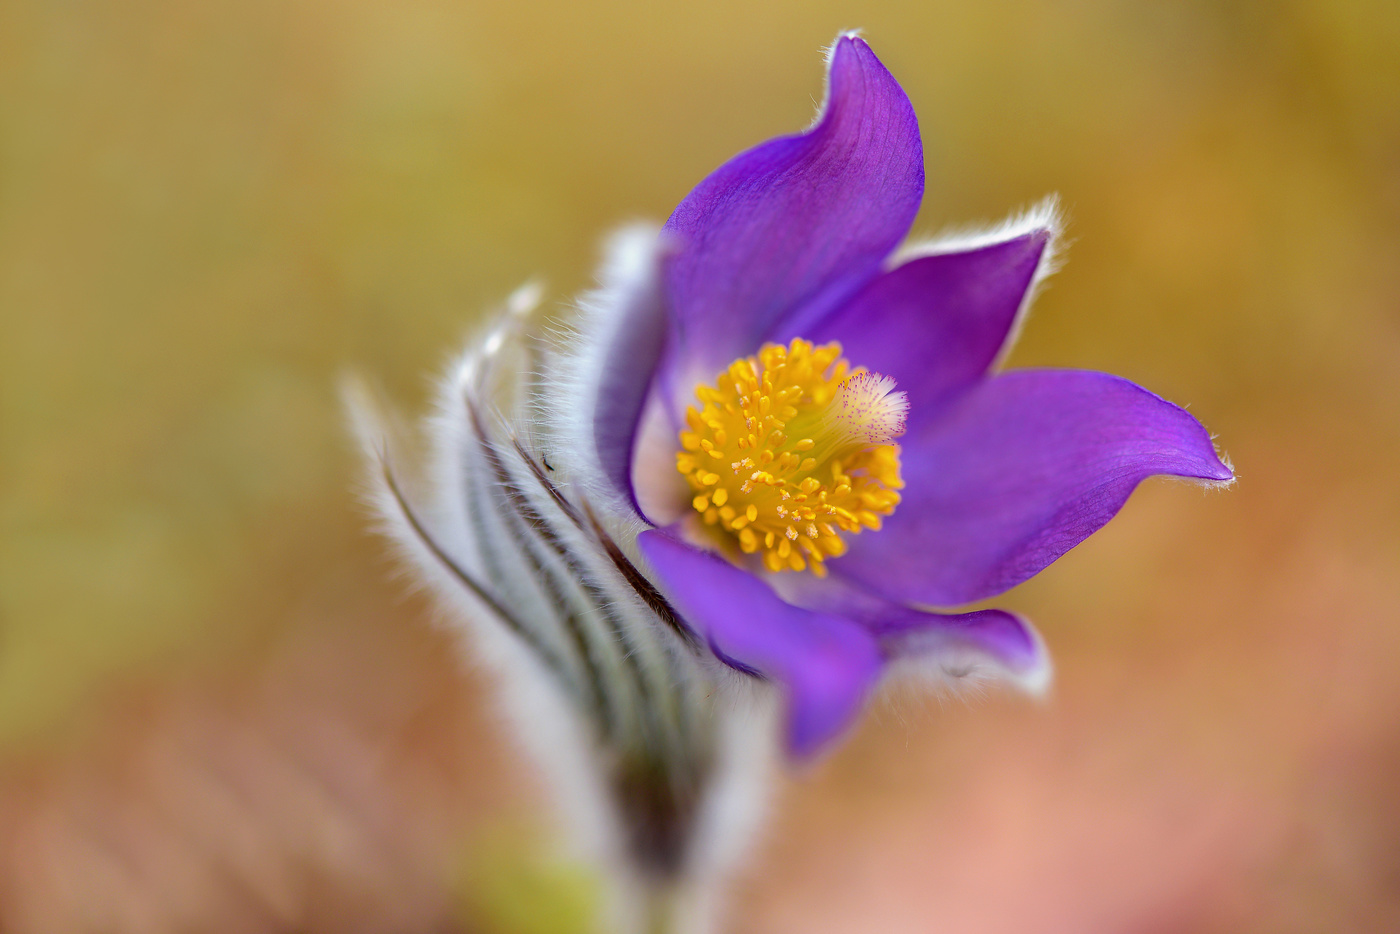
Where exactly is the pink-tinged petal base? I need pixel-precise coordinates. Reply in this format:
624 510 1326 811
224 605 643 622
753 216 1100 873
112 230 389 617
836 369 1234 607
567 227 672 518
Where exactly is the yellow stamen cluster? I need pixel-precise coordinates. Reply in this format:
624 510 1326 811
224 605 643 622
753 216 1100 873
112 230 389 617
675 338 906 577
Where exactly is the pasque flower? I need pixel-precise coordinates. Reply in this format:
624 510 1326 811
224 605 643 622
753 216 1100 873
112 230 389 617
355 33 1232 925
563 33 1234 757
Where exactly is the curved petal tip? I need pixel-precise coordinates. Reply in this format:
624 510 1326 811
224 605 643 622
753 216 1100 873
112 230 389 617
840 369 1235 606
661 33 923 380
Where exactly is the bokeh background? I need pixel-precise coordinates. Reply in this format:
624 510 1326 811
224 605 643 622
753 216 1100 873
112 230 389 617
3 0 1399 931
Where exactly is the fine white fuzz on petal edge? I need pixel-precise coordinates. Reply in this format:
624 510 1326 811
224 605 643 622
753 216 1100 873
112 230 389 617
893 194 1066 371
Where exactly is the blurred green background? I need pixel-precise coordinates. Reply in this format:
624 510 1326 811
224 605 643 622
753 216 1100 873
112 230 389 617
2 0 1398 931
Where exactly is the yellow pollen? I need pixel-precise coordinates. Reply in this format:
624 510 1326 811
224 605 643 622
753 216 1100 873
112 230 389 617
674 338 907 577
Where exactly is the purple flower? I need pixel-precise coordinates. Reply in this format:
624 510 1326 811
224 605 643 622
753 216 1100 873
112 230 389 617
569 34 1233 758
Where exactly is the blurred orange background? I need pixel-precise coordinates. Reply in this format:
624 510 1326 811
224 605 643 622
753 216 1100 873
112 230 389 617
2 1 1398 931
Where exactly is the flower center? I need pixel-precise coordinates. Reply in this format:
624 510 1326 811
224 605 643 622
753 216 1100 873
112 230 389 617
674 338 907 577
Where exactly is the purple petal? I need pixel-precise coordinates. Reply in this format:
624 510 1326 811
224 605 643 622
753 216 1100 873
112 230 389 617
577 229 671 515
637 530 883 757
872 606 1051 693
835 369 1234 606
796 228 1053 430
769 573 1049 691
661 35 923 382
